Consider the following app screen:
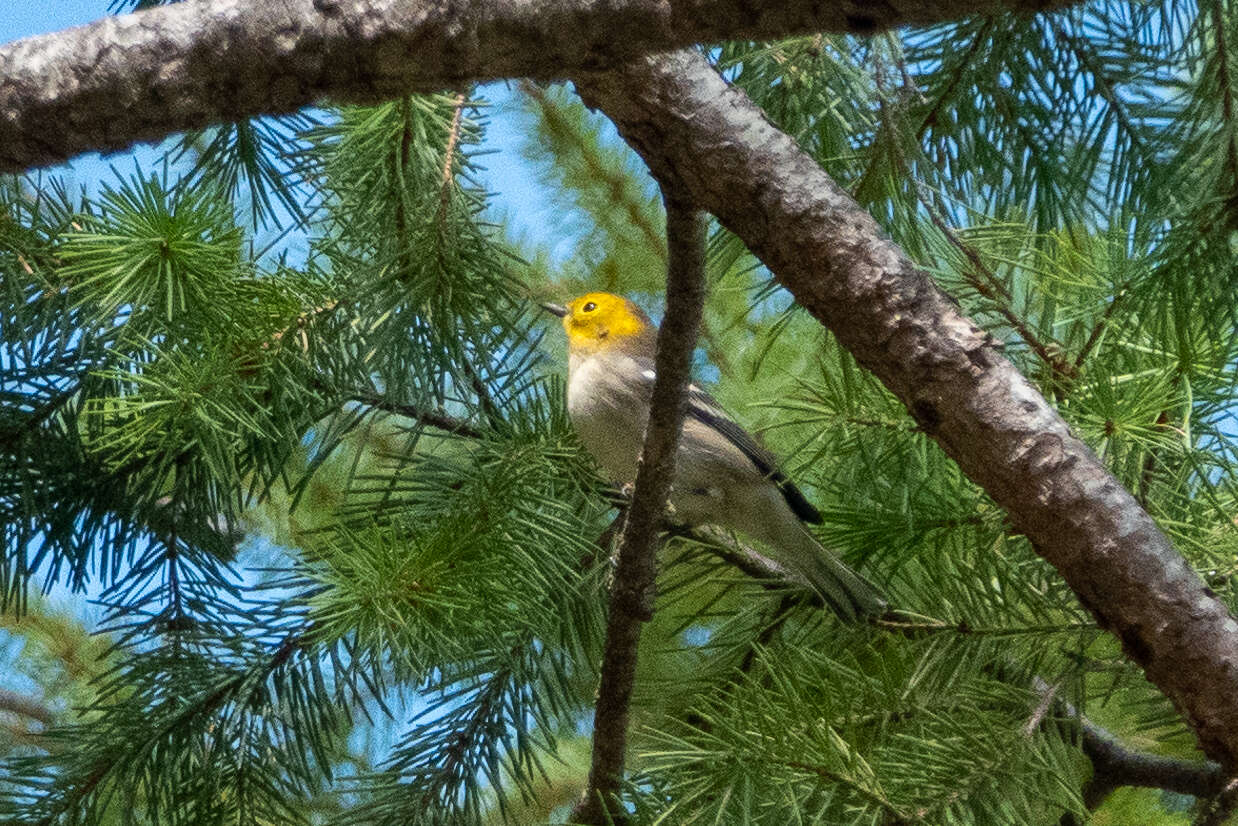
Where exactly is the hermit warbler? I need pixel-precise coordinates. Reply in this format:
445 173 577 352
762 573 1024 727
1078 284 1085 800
543 292 886 621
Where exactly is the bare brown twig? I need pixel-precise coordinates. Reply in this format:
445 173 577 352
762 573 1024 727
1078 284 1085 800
915 190 1075 384
436 92 468 228
571 191 707 825
0 689 53 725
349 393 484 439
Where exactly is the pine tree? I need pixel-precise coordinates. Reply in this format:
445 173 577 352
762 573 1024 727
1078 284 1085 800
2 1 1238 824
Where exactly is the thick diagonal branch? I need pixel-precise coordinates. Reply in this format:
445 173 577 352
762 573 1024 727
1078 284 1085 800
574 50 1238 768
1 0 1080 173
571 194 706 825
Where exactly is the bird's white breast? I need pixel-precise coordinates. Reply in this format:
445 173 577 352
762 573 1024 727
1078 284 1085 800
567 352 649 484
567 352 767 526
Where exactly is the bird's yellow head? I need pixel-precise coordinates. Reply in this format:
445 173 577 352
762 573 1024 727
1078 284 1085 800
542 292 657 356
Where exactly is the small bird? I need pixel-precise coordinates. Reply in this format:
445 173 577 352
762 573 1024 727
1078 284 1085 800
542 291 886 621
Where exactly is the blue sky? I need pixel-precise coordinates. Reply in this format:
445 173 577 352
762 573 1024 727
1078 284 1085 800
2 0 101 39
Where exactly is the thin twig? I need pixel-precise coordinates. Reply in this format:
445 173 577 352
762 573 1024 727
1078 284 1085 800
458 360 504 430
780 758 918 822
571 191 706 825
1072 282 1128 373
436 92 468 229
916 189 1073 382
1023 679 1059 737
1051 23 1152 167
584 508 627 573
0 689 53 725
418 661 515 810
349 393 484 439
1137 409 1172 506
1212 0 1238 189
914 20 993 142
394 97 416 282
0 384 80 450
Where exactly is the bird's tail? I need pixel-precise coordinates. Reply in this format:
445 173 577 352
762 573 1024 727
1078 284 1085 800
778 524 887 622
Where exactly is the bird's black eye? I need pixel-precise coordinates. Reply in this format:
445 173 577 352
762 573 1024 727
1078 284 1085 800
582 301 597 313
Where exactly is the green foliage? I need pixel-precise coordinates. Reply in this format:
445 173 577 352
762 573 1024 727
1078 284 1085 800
179 114 319 230
4 2 1238 824
59 170 243 325
635 641 1086 825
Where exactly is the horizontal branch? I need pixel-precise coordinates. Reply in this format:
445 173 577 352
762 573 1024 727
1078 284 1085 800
0 0 1080 173
36 632 304 826
349 393 484 439
687 530 1228 808
574 50 1238 768
1022 676 1226 812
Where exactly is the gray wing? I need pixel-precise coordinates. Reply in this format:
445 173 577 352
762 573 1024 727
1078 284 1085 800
638 365 823 524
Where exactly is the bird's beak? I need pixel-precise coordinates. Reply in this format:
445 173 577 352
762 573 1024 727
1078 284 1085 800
539 301 568 318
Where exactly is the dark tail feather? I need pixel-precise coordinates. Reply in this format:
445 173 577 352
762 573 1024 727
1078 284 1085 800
784 526 887 622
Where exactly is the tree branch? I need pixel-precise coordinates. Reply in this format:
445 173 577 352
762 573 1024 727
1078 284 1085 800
671 524 800 590
0 689 53 726
34 632 304 826
0 0 1083 173
571 193 706 825
574 49 1238 768
1196 780 1238 826
1079 718 1225 807
1211 0 1238 192
1022 676 1227 814
349 393 484 439
914 187 1075 385
418 660 516 811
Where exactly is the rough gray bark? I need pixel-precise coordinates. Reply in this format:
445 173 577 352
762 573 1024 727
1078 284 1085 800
572 195 706 825
0 0 1080 173
574 50 1238 769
